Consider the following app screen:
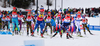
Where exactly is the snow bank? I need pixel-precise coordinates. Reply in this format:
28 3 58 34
86 17 100 26
30 0 100 10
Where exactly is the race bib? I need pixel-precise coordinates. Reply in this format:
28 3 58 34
46 19 51 22
76 18 81 21
26 18 32 21
12 15 17 18
18 17 22 20
64 19 70 22
5 18 10 20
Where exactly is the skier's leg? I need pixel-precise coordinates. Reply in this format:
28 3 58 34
49 23 52 34
29 23 33 34
31 21 39 36
31 23 34 30
68 27 73 38
43 23 47 34
71 26 74 35
78 28 81 36
83 24 86 35
73 24 76 33
85 24 93 35
66 23 73 39
0 22 2 30
59 30 62 38
3 22 5 30
66 31 73 39
5 22 8 30
53 26 55 32
12 19 15 32
15 19 20 32
27 23 29 35
8 21 10 31
68 26 71 33
40 23 44 37
77 23 81 36
7 22 9 30
75 22 78 33
76 24 83 37
18 20 22 31
63 23 69 39
66 32 69 39
0 18 2 30
33 22 39 32
37 27 39 33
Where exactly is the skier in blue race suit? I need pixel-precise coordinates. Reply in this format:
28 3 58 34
31 9 45 37
11 7 20 35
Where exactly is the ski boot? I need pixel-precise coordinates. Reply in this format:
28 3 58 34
78 32 83 37
12 31 14 36
66 33 69 39
18 31 21 35
60 32 62 38
84 31 86 35
31 32 34 36
89 32 93 35
41 33 44 38
60 35 62 38
27 32 29 36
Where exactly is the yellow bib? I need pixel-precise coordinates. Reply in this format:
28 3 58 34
39 14 44 18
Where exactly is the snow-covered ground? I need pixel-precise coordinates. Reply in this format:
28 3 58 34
0 30 100 46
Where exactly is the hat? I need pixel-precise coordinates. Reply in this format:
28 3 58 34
13 7 16 10
48 12 51 14
28 12 31 14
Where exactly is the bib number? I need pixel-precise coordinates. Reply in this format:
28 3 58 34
12 15 17 18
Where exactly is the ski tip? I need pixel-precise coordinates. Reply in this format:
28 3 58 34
92 34 95 35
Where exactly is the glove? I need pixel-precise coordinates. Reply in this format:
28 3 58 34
61 30 63 33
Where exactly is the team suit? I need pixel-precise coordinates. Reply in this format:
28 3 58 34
11 7 20 34
43 12 52 35
62 14 73 39
32 9 45 37
82 16 93 35
25 12 34 35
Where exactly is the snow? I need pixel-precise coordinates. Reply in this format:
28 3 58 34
86 17 100 26
30 0 100 10
0 1 25 11
0 0 100 11
0 2 12 11
0 30 100 46
0 0 100 10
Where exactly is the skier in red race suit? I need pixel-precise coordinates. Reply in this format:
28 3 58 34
25 12 34 36
43 12 52 35
18 14 24 31
62 13 73 39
